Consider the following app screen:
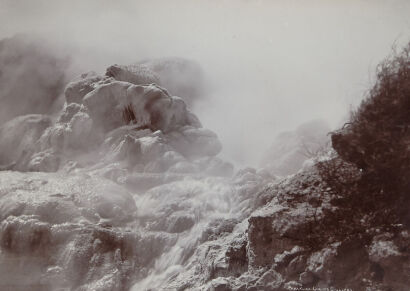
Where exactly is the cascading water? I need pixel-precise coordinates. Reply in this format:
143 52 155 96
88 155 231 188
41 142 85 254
132 177 236 289
0 57 274 290
130 166 272 289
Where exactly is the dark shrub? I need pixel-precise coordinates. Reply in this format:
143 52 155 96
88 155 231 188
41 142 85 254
331 42 410 225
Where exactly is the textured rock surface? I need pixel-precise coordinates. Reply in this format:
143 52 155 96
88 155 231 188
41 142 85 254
104 57 204 106
64 71 108 105
1 55 408 291
153 165 410 291
0 60 241 291
106 64 160 86
0 63 217 174
0 171 138 290
83 82 193 133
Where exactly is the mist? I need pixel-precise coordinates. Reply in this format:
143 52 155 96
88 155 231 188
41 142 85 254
1 1 410 290
1 0 409 166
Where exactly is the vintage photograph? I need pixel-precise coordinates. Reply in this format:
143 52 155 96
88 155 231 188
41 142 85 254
0 1 409 290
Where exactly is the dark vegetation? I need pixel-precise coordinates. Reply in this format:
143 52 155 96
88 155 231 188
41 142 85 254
307 42 410 249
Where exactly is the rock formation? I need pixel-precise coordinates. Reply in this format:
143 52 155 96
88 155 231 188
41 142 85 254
0 43 409 291
0 59 244 290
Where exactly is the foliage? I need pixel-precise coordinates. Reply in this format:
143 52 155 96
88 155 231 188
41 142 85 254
305 42 410 250
331 42 410 225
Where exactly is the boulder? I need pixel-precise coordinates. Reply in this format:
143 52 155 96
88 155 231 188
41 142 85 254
368 233 410 290
105 64 160 85
167 126 222 158
83 82 193 133
64 71 109 104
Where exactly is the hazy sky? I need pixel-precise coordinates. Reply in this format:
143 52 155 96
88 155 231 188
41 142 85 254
1 0 409 165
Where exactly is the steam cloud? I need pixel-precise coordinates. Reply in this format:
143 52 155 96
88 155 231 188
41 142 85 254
0 1 409 290
0 34 69 124
1 0 409 164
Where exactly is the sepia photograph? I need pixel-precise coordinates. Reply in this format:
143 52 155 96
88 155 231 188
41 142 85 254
0 1 409 290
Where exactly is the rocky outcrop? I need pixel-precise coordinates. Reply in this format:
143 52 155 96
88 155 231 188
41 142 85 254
331 127 368 170
1 43 408 291
0 62 221 175
64 72 108 105
0 171 138 290
105 64 160 86
367 232 410 290
155 163 410 291
0 60 241 291
103 57 204 106
83 82 194 133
